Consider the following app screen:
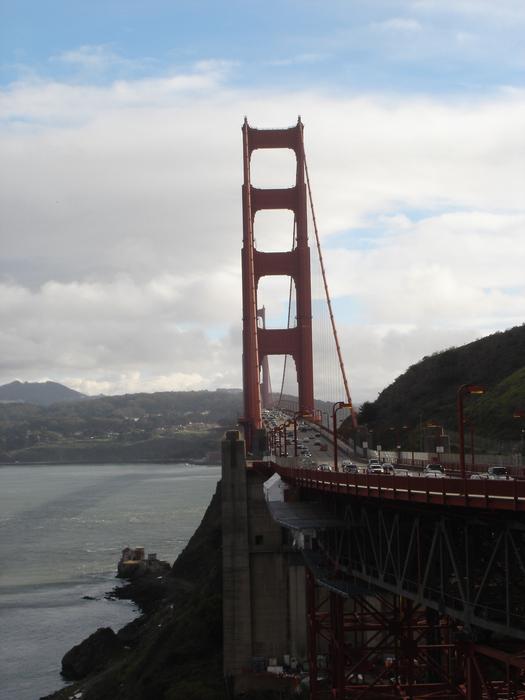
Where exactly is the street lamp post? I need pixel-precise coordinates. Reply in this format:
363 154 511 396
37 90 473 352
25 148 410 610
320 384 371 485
274 419 293 458
400 424 409 465
424 421 442 450
457 384 486 479
463 418 476 469
387 425 406 464
514 410 525 461
332 401 352 472
292 411 314 457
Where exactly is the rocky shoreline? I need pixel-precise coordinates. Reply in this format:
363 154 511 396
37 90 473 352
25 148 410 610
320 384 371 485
41 482 224 700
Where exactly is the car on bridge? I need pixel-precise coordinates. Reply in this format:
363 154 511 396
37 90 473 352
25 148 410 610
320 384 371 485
470 466 513 480
367 464 384 475
341 461 358 473
317 463 332 472
381 463 395 474
488 466 513 480
423 464 446 477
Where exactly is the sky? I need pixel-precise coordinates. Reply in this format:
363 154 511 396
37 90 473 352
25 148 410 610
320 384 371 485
1 0 524 404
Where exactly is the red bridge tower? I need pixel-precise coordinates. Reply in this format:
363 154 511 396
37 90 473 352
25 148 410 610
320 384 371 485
241 118 314 448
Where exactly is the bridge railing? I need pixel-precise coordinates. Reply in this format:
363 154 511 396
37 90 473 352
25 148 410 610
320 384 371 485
268 462 525 511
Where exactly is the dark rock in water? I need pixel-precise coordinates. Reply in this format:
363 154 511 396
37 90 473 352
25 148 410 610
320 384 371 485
45 482 227 699
82 595 97 600
61 627 123 680
110 571 175 614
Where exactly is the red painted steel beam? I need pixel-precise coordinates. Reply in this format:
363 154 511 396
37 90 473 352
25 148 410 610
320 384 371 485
246 124 302 153
253 249 300 282
258 327 300 357
241 121 262 449
251 186 298 212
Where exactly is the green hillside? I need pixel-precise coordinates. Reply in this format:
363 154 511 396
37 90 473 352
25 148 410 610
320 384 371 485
0 389 242 463
342 324 525 450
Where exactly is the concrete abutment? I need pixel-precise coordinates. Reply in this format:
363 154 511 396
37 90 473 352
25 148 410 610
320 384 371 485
222 430 306 694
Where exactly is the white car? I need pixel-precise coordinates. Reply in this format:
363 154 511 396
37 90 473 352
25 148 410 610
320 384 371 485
367 464 384 475
424 464 445 478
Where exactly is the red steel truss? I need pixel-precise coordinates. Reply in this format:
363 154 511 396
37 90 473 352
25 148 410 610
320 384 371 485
306 571 525 699
242 118 314 449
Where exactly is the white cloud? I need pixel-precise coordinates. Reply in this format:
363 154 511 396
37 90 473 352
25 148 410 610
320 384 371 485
1 67 524 400
411 0 525 24
373 18 422 32
52 45 124 70
265 53 328 67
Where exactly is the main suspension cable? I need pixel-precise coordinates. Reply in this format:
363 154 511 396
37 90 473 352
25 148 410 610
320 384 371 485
304 153 358 428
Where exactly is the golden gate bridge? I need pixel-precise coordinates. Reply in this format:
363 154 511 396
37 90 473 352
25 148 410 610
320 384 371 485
234 118 525 699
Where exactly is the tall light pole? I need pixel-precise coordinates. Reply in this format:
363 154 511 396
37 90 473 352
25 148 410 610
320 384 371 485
391 424 410 464
293 411 314 457
332 401 352 472
274 419 292 458
457 384 486 479
283 419 292 458
464 418 476 469
425 421 443 457
514 410 525 460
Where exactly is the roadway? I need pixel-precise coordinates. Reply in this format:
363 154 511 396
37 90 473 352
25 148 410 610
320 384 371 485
263 408 520 483
264 408 409 474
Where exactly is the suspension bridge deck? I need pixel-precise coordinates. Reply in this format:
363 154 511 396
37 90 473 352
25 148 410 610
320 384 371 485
262 461 525 511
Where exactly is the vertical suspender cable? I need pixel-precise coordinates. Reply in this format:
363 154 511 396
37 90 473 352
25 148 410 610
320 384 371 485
304 154 358 429
277 217 297 408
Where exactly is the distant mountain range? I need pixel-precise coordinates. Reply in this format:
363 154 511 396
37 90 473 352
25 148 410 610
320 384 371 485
0 380 86 406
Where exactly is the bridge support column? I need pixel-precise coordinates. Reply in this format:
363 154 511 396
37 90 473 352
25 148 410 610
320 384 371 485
306 568 319 700
464 646 483 700
330 592 345 699
222 435 308 695
222 430 253 679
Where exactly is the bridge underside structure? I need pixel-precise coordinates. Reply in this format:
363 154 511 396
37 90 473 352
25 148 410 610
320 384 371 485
269 462 525 699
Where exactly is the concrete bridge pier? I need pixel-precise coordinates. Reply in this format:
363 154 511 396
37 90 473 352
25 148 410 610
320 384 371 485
222 430 307 695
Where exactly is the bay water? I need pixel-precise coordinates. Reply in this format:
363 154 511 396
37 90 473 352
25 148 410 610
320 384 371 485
0 463 221 700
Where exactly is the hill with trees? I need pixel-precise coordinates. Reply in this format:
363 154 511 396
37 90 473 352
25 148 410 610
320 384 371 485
0 380 86 406
0 389 242 464
341 324 525 451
